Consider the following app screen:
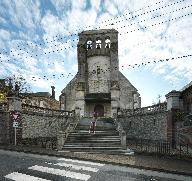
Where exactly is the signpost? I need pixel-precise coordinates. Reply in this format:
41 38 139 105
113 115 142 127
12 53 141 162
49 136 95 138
10 111 21 146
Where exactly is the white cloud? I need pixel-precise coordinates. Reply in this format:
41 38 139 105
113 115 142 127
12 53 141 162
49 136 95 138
8 0 41 29
1 0 192 106
0 29 11 48
41 11 70 39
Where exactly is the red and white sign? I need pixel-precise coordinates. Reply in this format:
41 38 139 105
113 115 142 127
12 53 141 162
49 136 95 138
10 111 21 121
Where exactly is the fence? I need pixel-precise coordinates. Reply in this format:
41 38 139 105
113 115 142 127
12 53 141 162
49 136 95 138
127 138 192 158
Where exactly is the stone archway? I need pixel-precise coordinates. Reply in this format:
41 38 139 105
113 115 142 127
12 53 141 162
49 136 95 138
94 104 104 117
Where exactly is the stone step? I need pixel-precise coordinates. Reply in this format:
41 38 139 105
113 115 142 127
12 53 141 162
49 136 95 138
66 139 121 142
67 138 120 141
64 144 121 147
75 127 116 131
65 140 121 143
66 139 120 142
62 146 122 150
76 126 116 129
73 130 118 133
72 132 119 135
59 149 134 155
68 136 120 139
70 131 119 136
70 134 119 136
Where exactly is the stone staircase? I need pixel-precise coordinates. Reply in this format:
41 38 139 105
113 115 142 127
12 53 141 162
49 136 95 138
62 118 133 154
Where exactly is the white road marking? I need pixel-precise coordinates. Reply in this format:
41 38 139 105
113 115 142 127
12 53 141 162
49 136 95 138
28 165 91 181
58 158 105 166
46 162 99 172
5 172 51 181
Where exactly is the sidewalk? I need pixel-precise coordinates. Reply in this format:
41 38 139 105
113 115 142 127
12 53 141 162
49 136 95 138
0 145 192 176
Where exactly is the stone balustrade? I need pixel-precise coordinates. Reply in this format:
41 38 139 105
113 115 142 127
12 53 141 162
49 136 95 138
57 117 79 150
118 102 167 117
22 104 73 117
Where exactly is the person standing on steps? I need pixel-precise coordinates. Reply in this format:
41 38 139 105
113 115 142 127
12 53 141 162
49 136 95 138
89 112 98 134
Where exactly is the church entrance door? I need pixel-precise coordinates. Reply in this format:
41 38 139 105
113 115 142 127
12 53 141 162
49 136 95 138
94 104 104 117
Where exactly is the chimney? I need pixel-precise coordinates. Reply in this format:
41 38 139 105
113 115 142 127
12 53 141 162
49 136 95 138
51 86 55 99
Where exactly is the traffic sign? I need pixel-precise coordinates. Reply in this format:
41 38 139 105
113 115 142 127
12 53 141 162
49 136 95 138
10 111 21 121
13 122 19 128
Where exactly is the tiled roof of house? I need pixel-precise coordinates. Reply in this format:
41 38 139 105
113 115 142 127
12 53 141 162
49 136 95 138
21 92 51 97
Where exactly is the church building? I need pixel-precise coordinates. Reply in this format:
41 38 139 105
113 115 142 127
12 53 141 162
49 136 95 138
60 29 141 117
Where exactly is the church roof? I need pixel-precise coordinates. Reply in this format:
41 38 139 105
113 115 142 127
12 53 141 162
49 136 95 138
180 81 192 92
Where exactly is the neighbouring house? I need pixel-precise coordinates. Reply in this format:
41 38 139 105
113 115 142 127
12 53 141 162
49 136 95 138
21 86 59 110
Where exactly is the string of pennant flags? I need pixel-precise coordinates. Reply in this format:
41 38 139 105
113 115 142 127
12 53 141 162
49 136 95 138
5 54 189 82
19 0 190 49
0 0 188 57
12 0 169 48
0 0 191 83
0 8 191 66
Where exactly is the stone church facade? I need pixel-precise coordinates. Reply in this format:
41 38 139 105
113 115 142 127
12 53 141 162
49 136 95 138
60 29 141 117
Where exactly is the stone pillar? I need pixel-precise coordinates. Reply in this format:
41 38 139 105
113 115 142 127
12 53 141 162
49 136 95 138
7 97 22 112
77 36 87 83
57 131 66 150
121 131 127 150
111 81 120 118
110 30 119 82
165 90 182 111
59 93 66 110
75 82 85 117
165 90 182 147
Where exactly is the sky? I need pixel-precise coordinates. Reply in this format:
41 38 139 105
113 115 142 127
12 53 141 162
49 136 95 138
0 0 191 107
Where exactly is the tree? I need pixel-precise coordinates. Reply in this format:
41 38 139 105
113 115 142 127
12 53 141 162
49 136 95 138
4 75 31 97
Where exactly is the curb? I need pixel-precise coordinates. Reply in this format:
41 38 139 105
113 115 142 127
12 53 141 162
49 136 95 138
134 151 192 162
1 147 192 177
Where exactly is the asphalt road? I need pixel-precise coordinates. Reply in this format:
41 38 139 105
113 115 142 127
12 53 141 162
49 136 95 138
0 150 191 181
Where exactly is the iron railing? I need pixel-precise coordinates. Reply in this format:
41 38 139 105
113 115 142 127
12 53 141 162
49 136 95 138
127 138 192 157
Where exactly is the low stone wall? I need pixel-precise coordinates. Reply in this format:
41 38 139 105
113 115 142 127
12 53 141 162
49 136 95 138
22 137 57 149
21 104 75 142
175 117 192 146
118 108 168 141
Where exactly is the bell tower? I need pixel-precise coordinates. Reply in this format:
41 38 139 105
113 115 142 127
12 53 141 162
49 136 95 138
75 29 119 117
60 28 141 118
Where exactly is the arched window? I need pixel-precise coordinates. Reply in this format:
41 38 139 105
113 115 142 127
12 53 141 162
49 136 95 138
96 38 101 49
94 104 104 117
105 37 110 48
86 39 92 49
